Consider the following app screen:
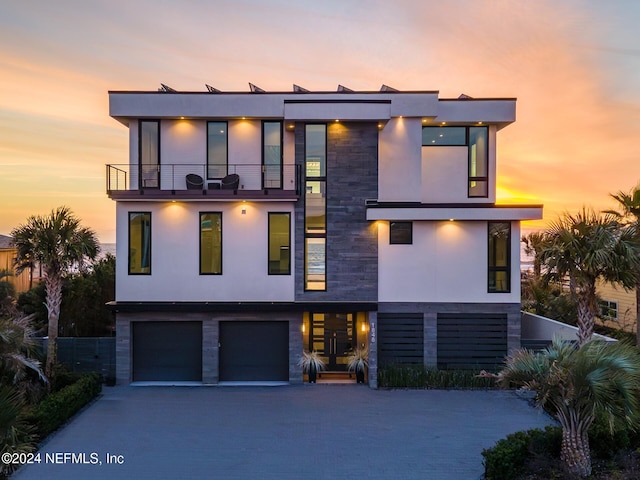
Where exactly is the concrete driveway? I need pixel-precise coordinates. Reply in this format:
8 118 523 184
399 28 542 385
11 385 554 480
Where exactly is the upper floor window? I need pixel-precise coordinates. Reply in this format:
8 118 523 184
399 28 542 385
200 212 222 274
389 221 413 244
139 120 159 189
468 127 488 197
268 212 290 275
207 122 228 179
263 122 283 189
488 221 510 293
305 124 327 291
129 212 151 275
422 126 489 198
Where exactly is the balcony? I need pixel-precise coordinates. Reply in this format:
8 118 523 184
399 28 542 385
106 163 301 201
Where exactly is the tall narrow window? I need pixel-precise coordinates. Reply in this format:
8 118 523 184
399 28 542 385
200 212 222 274
305 124 327 290
468 127 488 197
139 121 159 188
488 222 510 293
207 122 228 179
268 213 290 275
263 122 282 189
129 212 151 274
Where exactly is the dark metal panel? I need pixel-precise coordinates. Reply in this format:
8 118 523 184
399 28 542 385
437 313 507 370
378 314 424 366
219 321 289 381
132 322 202 381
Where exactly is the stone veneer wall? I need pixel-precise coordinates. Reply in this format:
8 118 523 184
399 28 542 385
294 122 379 302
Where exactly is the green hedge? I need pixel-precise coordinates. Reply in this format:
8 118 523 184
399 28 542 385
378 364 498 389
482 426 561 480
27 372 102 438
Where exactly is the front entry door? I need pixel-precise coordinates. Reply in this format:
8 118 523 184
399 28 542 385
311 313 355 371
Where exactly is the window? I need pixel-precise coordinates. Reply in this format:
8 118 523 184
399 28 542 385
598 300 618 320
268 213 290 275
468 127 488 197
488 222 510 293
305 124 327 290
263 122 282 189
422 126 466 146
139 120 159 188
422 126 489 198
200 212 222 274
389 222 412 244
207 122 228 179
129 212 151 274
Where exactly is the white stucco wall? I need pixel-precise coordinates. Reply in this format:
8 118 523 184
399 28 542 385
379 120 498 204
378 117 422 202
115 201 295 302
378 220 521 303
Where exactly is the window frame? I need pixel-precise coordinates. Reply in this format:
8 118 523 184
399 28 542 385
487 221 511 293
199 212 223 275
128 212 151 275
389 221 413 245
138 120 160 189
598 300 618 321
268 212 291 275
262 121 283 190
206 121 228 180
304 123 327 291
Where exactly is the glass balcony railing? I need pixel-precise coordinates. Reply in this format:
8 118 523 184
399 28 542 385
106 163 301 198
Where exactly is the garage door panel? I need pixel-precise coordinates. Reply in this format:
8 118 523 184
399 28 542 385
220 321 289 381
133 321 202 382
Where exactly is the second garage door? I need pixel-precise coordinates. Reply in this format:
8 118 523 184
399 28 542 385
219 321 289 381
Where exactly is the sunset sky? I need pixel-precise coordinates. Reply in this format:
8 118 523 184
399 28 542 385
1 0 639 243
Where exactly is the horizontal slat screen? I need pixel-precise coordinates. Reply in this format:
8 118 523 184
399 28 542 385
437 313 507 370
378 314 424 366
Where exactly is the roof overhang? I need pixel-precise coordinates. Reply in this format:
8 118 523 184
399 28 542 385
366 202 543 221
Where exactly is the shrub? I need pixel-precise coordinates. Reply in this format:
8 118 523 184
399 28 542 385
482 426 561 480
27 372 101 439
378 363 498 389
0 385 37 479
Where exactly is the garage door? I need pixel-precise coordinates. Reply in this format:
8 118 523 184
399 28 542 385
219 321 289 381
132 321 202 382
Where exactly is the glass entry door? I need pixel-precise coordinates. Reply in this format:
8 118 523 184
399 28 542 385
310 313 355 371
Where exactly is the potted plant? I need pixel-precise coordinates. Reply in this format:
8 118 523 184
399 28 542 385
347 347 368 384
298 351 326 383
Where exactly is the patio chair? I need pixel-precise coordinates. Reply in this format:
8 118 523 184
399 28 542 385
186 174 204 190
221 174 240 190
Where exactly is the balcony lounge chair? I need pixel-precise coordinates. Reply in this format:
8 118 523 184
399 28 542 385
186 174 204 190
221 174 240 190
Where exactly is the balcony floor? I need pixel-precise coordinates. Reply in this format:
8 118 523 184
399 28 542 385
107 188 299 202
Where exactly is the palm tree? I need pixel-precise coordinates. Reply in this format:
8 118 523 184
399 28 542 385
608 184 640 345
540 208 640 346
10 207 99 381
522 231 545 278
494 338 640 477
0 315 45 386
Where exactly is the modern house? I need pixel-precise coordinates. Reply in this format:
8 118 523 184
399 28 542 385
106 84 543 386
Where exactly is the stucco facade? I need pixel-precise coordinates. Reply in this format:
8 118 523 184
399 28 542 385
107 85 542 385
